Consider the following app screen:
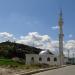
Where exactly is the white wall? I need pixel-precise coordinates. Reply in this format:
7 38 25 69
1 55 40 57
39 54 57 65
25 54 39 64
25 54 59 65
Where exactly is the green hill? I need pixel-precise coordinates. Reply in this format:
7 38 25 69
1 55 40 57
0 41 42 59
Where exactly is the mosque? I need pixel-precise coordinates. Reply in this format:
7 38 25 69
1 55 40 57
24 10 67 65
25 50 60 65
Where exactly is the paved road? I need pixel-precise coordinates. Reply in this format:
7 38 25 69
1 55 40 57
32 65 75 75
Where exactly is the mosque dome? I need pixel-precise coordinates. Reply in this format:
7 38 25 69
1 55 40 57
39 49 53 55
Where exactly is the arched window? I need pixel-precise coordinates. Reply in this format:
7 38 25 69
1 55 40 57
39 57 42 61
47 57 50 61
31 57 34 61
31 57 34 64
54 57 57 61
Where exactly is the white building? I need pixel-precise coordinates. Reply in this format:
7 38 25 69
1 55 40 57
25 50 60 65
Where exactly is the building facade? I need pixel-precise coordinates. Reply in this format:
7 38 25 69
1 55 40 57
25 50 60 65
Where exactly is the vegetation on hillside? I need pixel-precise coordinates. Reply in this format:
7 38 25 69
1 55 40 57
0 41 42 59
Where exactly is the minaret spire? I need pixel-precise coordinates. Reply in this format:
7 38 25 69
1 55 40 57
59 9 63 34
58 9 64 65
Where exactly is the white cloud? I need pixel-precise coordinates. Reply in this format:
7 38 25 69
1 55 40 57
16 32 53 51
52 41 59 48
64 40 75 57
0 32 13 38
51 26 59 30
51 40 75 57
0 32 16 42
65 40 75 50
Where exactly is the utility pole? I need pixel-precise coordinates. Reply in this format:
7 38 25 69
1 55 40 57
73 50 75 64
68 49 69 63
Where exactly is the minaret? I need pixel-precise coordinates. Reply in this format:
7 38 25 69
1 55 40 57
58 9 64 65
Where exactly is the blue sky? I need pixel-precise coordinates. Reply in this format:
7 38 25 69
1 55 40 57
0 0 75 41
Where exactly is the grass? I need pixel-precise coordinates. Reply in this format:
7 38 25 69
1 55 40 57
0 58 56 71
0 58 25 69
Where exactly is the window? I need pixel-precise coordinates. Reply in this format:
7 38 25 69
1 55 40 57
47 57 50 61
31 57 34 61
54 57 57 61
31 57 34 64
39 57 42 61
